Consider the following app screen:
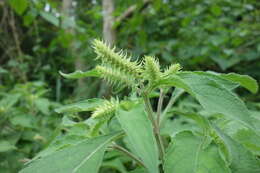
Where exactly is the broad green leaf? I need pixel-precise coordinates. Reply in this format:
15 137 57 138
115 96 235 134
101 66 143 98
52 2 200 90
0 141 16 152
20 132 122 173
219 73 258 94
213 126 260 173
176 72 254 129
164 131 230 173
8 0 28 15
55 98 103 113
40 11 59 26
59 69 100 79
116 102 159 173
189 71 239 90
180 71 258 93
32 134 89 162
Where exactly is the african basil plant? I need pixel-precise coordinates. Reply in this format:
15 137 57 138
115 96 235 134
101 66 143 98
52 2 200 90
20 39 260 173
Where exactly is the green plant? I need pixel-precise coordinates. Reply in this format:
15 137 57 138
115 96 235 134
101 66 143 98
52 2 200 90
20 39 260 173
0 82 60 172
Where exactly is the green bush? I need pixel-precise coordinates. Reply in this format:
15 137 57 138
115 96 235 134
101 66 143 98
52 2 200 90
0 82 60 172
20 40 260 173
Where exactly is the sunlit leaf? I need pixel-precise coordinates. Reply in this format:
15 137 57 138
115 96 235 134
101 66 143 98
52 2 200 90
20 132 123 173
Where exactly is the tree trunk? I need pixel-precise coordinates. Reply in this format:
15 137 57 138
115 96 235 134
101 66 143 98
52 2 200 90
98 0 116 97
102 0 116 45
62 0 85 97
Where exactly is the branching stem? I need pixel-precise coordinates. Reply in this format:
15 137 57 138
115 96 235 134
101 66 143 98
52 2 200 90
143 92 165 163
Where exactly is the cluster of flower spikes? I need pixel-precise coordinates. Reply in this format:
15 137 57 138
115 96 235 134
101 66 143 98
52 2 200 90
92 39 142 88
91 39 182 119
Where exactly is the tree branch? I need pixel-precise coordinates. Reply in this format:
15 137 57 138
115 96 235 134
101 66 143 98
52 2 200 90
115 0 151 25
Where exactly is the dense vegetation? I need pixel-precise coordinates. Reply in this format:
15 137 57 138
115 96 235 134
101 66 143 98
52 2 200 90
0 0 259 172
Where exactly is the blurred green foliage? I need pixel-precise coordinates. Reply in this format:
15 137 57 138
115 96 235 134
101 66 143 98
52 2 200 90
0 82 60 172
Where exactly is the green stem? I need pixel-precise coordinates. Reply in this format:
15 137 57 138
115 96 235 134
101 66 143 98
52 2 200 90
161 88 184 124
112 144 145 167
143 93 165 162
156 89 164 126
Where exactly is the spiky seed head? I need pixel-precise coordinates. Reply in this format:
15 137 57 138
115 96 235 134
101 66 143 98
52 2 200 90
96 65 136 88
92 39 141 77
143 56 161 83
163 63 182 77
91 99 119 119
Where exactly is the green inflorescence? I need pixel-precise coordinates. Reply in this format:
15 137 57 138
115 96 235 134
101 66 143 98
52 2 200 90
143 56 162 84
91 99 119 119
92 39 141 78
92 39 182 92
96 65 135 88
163 63 182 77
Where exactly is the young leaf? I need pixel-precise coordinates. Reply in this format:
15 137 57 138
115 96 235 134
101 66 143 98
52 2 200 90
164 131 230 173
20 132 123 173
55 98 104 114
116 102 159 173
59 69 100 79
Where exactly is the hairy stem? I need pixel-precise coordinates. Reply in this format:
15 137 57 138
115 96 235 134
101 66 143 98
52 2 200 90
112 144 145 167
143 93 165 163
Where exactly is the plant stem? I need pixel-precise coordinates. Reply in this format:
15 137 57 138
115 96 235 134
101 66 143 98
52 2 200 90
143 93 165 162
156 89 165 162
156 89 164 126
112 144 145 167
161 88 184 124
143 94 157 127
